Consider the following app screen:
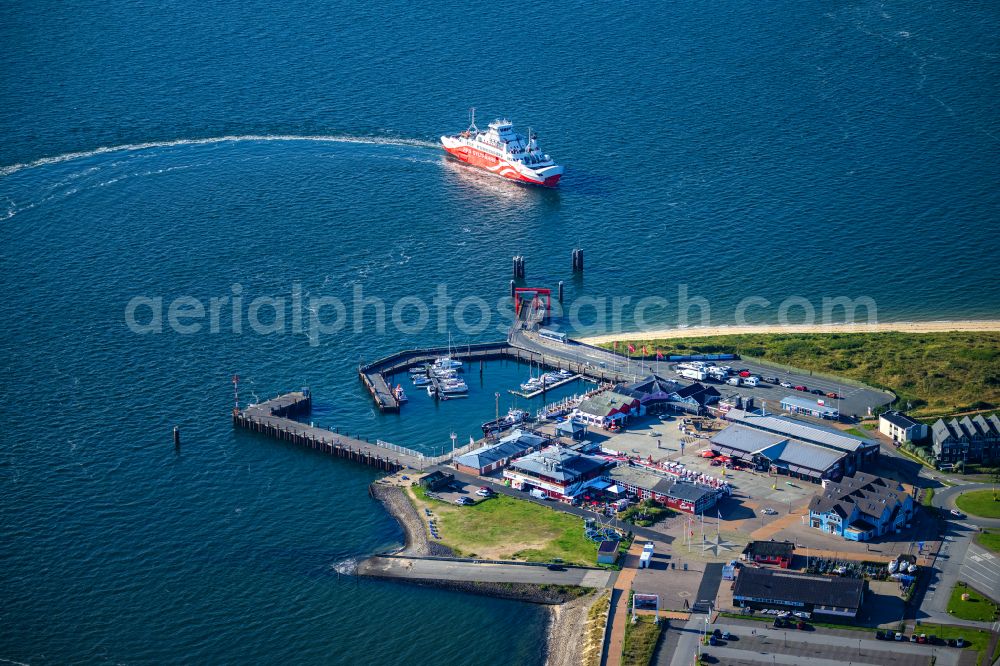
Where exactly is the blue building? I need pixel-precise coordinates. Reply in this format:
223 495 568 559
808 472 913 542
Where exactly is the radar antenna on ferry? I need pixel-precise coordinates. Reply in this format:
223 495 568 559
467 107 479 133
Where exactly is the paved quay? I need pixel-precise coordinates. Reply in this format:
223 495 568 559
358 556 613 587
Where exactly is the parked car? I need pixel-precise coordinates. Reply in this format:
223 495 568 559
951 509 965 518
917 634 927 644
762 507 778 515
947 638 957 647
826 392 840 399
895 633 905 641
764 376 780 384
546 563 565 571
795 385 808 392
721 631 733 640
712 629 722 638
792 611 810 619
875 630 886 640
780 381 794 388
928 634 940 645
772 618 785 628
956 637 966 648
910 634 918 642
739 370 751 378
455 497 474 505
810 388 825 395
796 621 808 630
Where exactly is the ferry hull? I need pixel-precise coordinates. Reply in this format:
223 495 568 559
442 144 562 187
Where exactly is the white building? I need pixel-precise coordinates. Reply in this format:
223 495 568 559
879 411 928 444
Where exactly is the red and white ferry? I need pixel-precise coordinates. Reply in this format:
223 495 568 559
441 109 564 187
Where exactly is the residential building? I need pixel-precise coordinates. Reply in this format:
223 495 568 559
724 409 879 473
453 429 548 476
879 411 928 444
604 464 720 514
931 415 1000 464
742 540 794 568
807 472 913 541
503 445 613 500
779 395 840 420
733 567 865 618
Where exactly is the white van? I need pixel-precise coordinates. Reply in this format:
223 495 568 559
726 376 742 386
529 488 548 500
743 377 759 387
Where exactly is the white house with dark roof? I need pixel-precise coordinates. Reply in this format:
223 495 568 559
807 472 913 541
879 411 928 444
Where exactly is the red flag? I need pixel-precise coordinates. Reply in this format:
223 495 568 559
628 344 636 354
641 346 647 355
656 350 663 359
613 341 618 349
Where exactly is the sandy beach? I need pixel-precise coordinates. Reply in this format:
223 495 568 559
576 320 1000 345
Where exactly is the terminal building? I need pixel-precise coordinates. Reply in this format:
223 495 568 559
732 567 865 619
710 425 848 483
807 472 913 541
604 464 720 514
503 445 614 501
724 410 879 474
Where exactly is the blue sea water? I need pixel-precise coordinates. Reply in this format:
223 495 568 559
1 0 998 663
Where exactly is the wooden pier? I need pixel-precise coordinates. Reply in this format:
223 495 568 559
234 390 432 472
508 373 586 399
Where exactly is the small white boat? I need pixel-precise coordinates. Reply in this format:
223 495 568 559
394 385 408 403
440 379 469 394
434 357 462 370
887 559 898 574
413 376 432 386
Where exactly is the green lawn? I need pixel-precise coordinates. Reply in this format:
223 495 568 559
955 489 1000 519
599 331 1000 417
947 582 999 622
975 530 1000 554
410 486 599 566
621 615 662 666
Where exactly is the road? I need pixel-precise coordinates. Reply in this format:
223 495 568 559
702 620 959 666
920 480 1000 631
358 555 613 587
511 329 893 419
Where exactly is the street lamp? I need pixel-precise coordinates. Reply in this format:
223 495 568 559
450 431 457 460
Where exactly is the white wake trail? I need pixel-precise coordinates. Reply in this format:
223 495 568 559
0 134 440 177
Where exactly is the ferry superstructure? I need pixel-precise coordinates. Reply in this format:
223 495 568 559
441 109 564 187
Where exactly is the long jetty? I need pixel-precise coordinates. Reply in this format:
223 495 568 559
233 390 472 472
359 341 641 412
